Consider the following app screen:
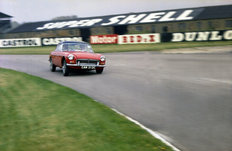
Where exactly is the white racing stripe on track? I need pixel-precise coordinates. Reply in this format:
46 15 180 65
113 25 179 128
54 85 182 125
111 108 181 151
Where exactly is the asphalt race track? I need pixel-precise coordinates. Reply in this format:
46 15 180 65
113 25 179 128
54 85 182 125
0 49 232 151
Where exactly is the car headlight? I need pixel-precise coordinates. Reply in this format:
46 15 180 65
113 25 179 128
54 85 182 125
100 56 106 62
68 54 74 60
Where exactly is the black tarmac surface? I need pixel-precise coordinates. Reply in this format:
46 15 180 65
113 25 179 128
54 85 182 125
0 50 232 151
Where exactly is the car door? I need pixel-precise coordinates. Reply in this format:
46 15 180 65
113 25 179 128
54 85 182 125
50 51 57 65
56 44 64 67
52 44 62 67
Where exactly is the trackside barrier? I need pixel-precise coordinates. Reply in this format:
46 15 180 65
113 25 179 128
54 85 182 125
90 34 118 44
163 30 232 42
0 30 231 48
90 33 161 45
118 34 160 44
0 38 41 48
41 37 82 46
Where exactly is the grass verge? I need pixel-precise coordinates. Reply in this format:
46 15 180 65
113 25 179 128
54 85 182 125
0 41 231 54
0 68 173 151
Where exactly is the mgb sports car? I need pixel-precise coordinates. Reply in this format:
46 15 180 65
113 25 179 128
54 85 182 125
49 41 106 76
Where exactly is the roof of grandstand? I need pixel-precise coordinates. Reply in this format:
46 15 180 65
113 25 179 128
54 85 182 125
7 5 232 33
0 12 12 19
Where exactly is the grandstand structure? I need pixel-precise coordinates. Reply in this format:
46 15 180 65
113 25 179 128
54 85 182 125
1 5 232 42
0 12 12 34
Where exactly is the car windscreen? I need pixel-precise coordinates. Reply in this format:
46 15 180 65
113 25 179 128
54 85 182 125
62 43 93 53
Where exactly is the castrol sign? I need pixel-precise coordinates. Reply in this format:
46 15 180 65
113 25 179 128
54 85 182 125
90 34 118 44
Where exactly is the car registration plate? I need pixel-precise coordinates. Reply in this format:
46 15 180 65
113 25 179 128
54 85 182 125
81 66 95 69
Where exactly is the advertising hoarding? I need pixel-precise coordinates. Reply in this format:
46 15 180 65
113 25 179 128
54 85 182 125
42 37 82 46
90 34 118 44
0 38 41 48
118 33 160 44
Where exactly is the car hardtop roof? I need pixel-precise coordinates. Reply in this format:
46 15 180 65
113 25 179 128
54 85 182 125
59 41 88 45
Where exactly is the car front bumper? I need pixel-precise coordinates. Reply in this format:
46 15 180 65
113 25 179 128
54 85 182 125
66 59 106 68
66 63 106 67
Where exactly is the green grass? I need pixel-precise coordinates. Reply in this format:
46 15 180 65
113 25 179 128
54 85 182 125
0 41 231 54
0 68 173 151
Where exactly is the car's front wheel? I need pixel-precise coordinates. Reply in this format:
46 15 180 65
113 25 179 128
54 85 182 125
50 58 56 72
62 60 69 76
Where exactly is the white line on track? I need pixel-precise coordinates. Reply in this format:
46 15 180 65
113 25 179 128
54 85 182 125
200 78 232 85
111 108 181 151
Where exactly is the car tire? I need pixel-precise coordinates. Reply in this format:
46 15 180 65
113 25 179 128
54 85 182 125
62 60 69 76
50 58 56 72
96 68 104 74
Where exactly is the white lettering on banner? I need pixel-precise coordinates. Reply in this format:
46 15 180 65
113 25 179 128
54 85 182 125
224 30 232 40
90 35 118 44
209 31 222 41
118 34 160 44
0 38 41 48
101 16 126 26
176 10 194 20
36 9 197 30
172 33 184 42
140 12 165 23
42 37 82 46
118 14 147 24
185 32 197 41
37 19 102 30
196 32 210 41
171 30 232 42
37 23 54 30
69 20 90 28
81 19 103 26
68 21 83 28
159 11 176 22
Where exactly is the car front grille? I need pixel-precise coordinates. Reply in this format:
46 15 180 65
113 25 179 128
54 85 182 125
77 59 99 66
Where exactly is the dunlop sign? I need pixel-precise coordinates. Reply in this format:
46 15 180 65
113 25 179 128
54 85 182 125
0 38 41 48
171 30 232 42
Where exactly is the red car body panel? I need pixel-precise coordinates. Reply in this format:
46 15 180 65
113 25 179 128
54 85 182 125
49 41 106 75
50 52 105 68
68 51 102 60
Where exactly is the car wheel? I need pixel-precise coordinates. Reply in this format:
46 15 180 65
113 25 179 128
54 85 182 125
50 58 56 72
96 68 104 74
62 60 69 76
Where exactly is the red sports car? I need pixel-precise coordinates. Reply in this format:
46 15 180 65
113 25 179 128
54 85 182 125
49 41 106 76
